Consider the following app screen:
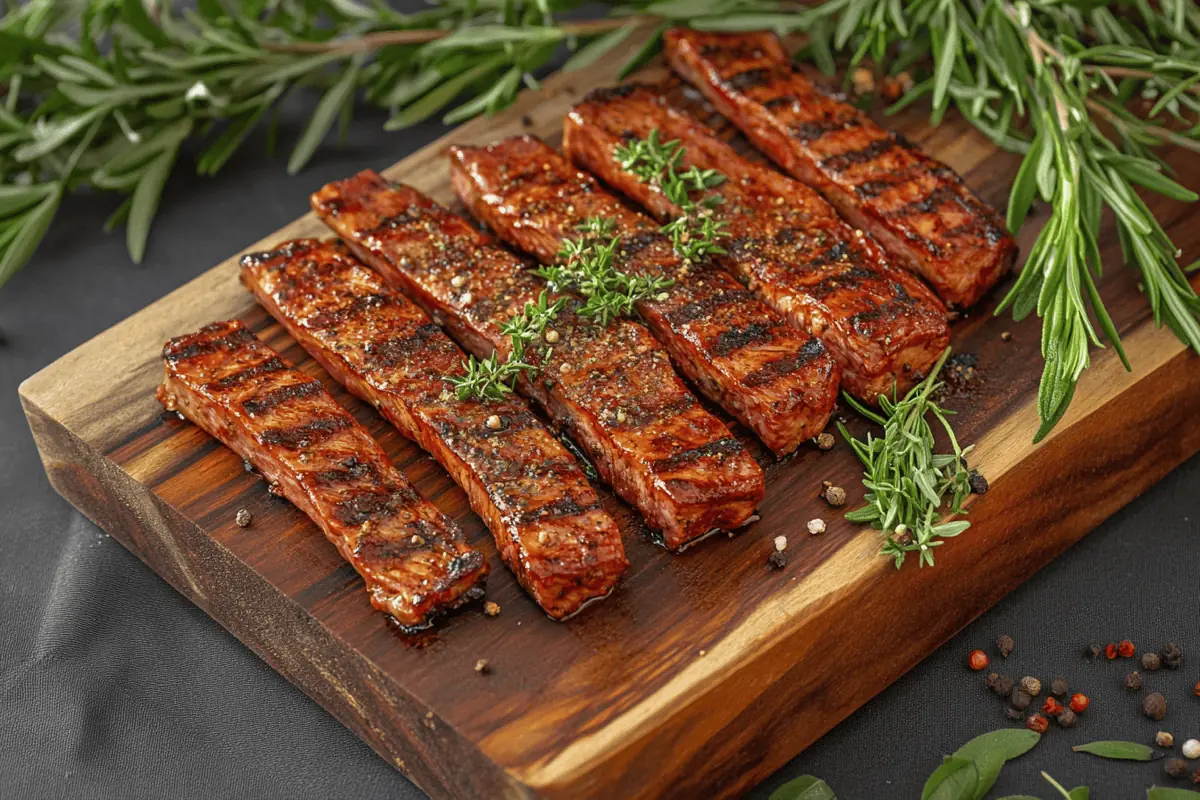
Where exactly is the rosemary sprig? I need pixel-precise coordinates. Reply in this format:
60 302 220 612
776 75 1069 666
703 0 1200 441
448 290 562 401
613 130 730 262
837 349 975 569
535 216 675 327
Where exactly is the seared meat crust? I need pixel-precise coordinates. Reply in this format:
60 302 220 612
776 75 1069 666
157 319 487 629
241 239 627 618
311 171 764 550
664 29 1016 308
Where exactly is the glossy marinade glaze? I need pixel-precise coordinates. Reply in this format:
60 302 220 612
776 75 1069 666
311 171 764 550
449 136 839 455
564 84 950 400
156 320 487 629
664 29 1016 308
240 239 627 619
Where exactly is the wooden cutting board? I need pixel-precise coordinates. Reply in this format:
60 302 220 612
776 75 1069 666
19 32 1200 800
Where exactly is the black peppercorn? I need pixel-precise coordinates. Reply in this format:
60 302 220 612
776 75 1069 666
767 550 788 570
1004 705 1024 721
1144 692 1168 721
1050 677 1069 697
1010 688 1034 711
1084 644 1102 660
996 634 1015 658
1125 671 1143 691
1143 652 1162 671
1056 708 1077 728
1160 643 1183 670
986 672 1015 696
1167 758 1190 779
968 471 989 494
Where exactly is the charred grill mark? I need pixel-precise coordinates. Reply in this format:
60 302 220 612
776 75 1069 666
807 240 851 269
314 456 380 485
885 185 960 219
305 293 390 331
664 288 758 326
242 379 322 415
260 415 353 449
360 325 442 368
239 240 314 268
511 495 603 525
616 230 662 259
712 322 773 357
651 437 743 473
765 95 796 110
819 136 904 173
210 356 286 390
742 339 826 388
789 114 861 143
163 326 254 361
725 67 777 91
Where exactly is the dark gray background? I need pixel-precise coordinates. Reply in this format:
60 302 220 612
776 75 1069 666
2 100 1198 799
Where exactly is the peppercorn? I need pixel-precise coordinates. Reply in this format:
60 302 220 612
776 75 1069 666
767 550 788 570
1056 708 1077 728
968 471 989 494
968 650 989 671
996 634 1015 658
1183 739 1200 760
1069 693 1090 713
984 671 1012 695
1051 677 1069 698
1144 692 1167 721
1125 671 1143 691
483 601 501 617
987 673 1015 697
474 658 491 674
1160 643 1184 670
1026 713 1049 734
1156 731 1175 748
1106 643 1119 660
1019 676 1042 697
1143 652 1163 671
1167 759 1190 779
815 432 835 450
1004 705 1024 721
235 508 252 528
823 485 847 507
1000 331 1013 342
1118 640 1136 658
1042 697 1063 716
1010 688 1034 711
1084 643 1102 660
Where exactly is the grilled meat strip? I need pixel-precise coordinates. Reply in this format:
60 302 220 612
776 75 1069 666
241 239 627 619
449 136 839 455
312 171 763 550
565 84 950 399
156 319 487 629
664 29 1016 308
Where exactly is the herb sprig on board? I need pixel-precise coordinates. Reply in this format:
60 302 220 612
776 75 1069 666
536 216 675 326
613 130 730 262
449 290 562 401
837 349 976 569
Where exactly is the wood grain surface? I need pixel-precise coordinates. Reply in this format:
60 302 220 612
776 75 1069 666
19 31 1200 799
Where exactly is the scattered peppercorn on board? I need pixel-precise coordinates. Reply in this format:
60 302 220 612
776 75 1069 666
18 33 1200 800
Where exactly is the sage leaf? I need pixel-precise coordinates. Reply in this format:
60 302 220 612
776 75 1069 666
954 729 1041 764
769 775 836 800
1147 789 1200 799
968 749 1008 800
995 796 1042 799
1072 740 1160 761
922 756 978 800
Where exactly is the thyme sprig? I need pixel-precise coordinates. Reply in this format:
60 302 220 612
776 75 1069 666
448 290 562 401
536 216 675 327
613 130 730 262
837 349 975 569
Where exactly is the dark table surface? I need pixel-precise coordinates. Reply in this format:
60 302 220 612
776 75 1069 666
2 102 1198 800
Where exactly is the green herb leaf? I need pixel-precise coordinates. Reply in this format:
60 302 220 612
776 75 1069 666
921 756 979 800
1072 740 1161 761
1147 788 1200 799
0 183 62 289
562 24 638 73
769 775 837 800
954 729 1042 764
288 53 363 175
